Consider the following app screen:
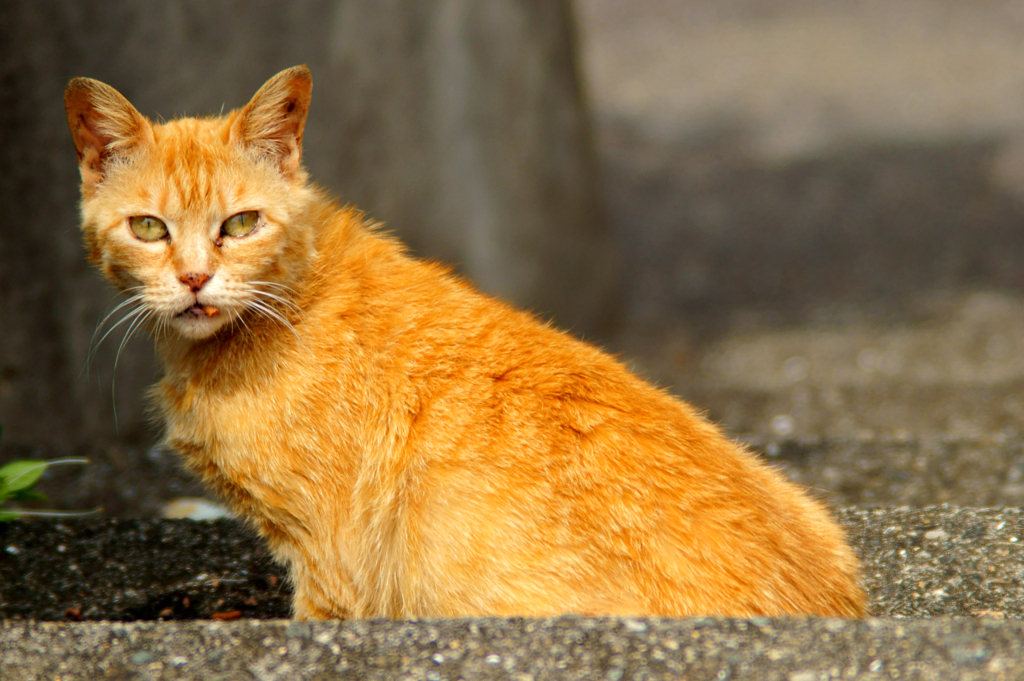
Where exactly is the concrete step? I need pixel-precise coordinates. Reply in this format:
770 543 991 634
3 616 1023 681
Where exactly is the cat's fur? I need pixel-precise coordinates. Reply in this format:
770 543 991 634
65 66 866 619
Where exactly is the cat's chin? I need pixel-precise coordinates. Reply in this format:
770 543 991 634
171 304 230 340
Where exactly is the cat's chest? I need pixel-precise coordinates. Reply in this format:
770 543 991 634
156 363 296 475
158 370 321 529
155 354 366 496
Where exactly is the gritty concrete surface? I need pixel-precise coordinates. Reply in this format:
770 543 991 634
3 616 1024 681
841 507 1024 620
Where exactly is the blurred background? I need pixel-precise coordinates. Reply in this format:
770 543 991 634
5 0 1024 515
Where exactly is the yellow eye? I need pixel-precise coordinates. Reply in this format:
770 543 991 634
222 211 259 237
129 216 168 241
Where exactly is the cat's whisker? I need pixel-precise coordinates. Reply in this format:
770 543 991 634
91 288 143 326
89 292 146 361
92 299 145 351
248 298 291 329
153 312 170 342
250 281 303 313
88 302 148 373
247 298 305 347
110 306 159 431
252 289 303 317
112 307 153 376
246 288 291 317
224 301 252 338
234 310 253 337
250 280 297 294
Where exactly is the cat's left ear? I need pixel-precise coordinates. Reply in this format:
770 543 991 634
231 65 313 178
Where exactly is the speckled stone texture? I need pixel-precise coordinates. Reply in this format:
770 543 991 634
3 617 1023 681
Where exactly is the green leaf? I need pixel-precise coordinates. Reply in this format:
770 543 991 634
0 460 50 493
0 510 20 522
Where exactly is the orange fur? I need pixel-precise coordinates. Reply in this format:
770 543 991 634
65 66 866 620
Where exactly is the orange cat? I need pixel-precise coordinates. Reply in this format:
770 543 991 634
65 66 866 619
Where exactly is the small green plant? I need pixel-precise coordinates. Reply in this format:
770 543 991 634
0 426 94 521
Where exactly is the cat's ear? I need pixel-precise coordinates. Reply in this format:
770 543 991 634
231 65 312 178
64 78 153 189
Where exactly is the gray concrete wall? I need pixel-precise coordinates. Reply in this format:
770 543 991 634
575 0 1024 327
0 0 612 449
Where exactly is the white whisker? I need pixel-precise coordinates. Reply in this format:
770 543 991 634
248 299 289 327
250 281 303 314
253 289 303 316
92 300 146 350
111 307 155 432
235 307 254 337
88 291 147 370
250 280 298 295
89 304 147 373
247 298 305 346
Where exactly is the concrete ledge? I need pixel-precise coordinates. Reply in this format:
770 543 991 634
3 616 1022 681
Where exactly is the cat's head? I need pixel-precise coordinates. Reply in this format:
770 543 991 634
65 66 317 340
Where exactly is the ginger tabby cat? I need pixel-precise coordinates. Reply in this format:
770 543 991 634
65 66 866 620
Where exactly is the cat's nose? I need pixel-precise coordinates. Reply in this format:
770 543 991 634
180 272 211 293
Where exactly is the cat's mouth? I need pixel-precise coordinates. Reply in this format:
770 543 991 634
171 302 228 339
178 303 221 319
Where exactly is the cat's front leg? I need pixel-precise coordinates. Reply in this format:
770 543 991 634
288 563 362 620
291 590 347 621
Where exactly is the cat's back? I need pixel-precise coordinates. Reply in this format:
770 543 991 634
298 213 865 618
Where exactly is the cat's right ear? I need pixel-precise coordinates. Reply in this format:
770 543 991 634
64 78 153 190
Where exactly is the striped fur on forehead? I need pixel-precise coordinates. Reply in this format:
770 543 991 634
152 119 232 217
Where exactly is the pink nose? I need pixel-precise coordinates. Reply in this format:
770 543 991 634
180 272 211 292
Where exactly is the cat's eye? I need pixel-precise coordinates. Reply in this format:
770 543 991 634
129 216 168 241
222 211 259 238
